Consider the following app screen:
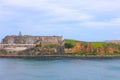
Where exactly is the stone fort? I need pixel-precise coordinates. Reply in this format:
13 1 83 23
0 32 62 51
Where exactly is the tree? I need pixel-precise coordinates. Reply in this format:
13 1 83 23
64 43 74 49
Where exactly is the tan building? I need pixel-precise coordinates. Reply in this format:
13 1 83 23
2 32 62 47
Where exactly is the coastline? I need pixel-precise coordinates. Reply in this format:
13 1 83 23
1 55 120 59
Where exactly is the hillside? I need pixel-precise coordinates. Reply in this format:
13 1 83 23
64 39 120 55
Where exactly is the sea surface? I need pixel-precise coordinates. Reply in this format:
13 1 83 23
0 58 120 80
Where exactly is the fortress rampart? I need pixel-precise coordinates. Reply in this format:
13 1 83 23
2 35 62 45
0 33 63 51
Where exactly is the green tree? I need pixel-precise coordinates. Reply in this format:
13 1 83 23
64 43 74 49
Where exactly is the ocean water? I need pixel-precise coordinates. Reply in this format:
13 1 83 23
0 58 120 80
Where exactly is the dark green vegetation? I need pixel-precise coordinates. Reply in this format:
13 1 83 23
64 39 78 45
64 43 74 49
64 39 80 48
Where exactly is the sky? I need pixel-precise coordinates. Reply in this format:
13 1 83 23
0 0 120 41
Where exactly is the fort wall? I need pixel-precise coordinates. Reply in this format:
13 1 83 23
2 35 62 44
0 34 63 51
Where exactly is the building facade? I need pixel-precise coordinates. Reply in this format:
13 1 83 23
2 35 62 46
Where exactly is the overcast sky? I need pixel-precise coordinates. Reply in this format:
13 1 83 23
0 0 120 41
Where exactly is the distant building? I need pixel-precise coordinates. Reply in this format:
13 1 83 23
1 33 62 47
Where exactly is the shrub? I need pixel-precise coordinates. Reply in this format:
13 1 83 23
35 44 41 47
64 43 74 49
44 44 57 48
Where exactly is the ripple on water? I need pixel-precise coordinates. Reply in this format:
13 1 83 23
0 58 120 80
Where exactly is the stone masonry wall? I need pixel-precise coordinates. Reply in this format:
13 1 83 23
0 35 63 52
2 35 62 45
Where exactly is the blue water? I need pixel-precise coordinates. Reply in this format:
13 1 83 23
0 58 120 80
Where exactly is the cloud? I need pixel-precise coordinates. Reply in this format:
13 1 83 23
0 0 120 41
0 0 93 22
2 0 120 22
1 0 120 27
80 17 120 29
50 0 120 12
111 17 120 23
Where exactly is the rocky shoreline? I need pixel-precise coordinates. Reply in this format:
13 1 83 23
0 55 120 60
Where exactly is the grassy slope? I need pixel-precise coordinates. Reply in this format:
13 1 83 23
64 39 79 46
64 39 106 48
90 42 106 48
